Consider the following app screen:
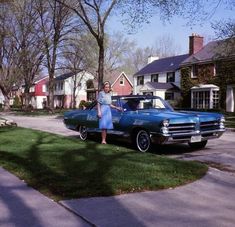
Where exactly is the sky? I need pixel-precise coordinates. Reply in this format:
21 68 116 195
107 2 235 55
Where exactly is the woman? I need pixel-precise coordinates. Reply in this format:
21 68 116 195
97 81 122 144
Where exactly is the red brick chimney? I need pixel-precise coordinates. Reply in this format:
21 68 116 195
189 33 204 55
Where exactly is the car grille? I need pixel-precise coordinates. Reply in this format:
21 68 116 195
200 120 219 131
168 123 196 134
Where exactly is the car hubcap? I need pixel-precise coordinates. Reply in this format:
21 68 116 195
79 126 87 140
137 130 150 152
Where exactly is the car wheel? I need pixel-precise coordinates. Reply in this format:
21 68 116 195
188 140 207 149
136 130 151 152
79 126 87 140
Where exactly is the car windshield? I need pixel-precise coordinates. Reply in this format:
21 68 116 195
119 97 173 111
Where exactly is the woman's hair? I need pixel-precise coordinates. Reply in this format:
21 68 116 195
102 81 111 89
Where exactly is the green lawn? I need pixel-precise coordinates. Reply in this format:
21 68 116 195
0 127 208 201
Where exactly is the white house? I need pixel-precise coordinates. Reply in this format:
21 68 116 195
133 54 189 104
53 71 94 108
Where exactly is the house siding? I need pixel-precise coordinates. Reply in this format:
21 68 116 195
112 75 132 95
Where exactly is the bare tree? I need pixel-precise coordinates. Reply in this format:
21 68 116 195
10 0 44 109
36 0 75 111
0 1 21 111
56 0 118 90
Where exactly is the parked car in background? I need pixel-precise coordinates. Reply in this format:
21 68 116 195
64 95 226 152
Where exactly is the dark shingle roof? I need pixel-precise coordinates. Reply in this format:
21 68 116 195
55 72 75 81
134 54 189 76
182 38 235 65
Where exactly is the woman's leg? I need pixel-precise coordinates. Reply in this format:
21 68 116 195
101 129 107 144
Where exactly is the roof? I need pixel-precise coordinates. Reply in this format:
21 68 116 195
140 82 180 92
92 71 133 88
182 38 235 65
55 72 75 81
134 54 189 76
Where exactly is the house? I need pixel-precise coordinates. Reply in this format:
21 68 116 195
86 71 133 101
133 54 189 104
181 34 235 112
104 71 133 96
22 75 48 109
53 71 94 108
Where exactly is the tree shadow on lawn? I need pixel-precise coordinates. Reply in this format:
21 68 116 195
0 131 134 201
83 133 201 156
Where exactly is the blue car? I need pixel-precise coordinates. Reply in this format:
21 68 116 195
64 95 226 152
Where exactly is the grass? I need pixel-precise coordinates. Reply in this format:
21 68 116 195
0 127 208 201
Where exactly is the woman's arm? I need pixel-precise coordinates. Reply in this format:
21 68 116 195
110 104 122 111
97 102 102 118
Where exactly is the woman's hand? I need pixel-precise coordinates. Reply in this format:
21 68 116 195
116 106 123 112
97 111 102 118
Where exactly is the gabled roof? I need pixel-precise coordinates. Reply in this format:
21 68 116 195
55 72 75 81
182 38 235 65
90 71 133 90
104 71 133 86
134 54 189 76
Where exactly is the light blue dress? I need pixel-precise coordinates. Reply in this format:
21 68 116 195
97 91 113 129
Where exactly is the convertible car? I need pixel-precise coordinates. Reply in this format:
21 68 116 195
64 95 226 152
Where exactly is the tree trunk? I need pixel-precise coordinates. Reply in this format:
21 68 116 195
48 72 55 112
98 40 104 91
3 95 10 111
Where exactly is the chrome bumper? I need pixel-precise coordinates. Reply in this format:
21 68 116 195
150 128 226 144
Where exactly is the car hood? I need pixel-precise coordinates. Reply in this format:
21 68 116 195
136 109 223 123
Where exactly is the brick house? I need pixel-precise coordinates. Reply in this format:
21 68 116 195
180 34 235 112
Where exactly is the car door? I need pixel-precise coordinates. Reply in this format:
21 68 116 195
86 106 99 129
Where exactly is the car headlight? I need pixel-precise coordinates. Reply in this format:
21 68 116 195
219 116 225 129
161 119 169 134
162 119 169 127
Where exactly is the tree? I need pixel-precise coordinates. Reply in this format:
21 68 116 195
36 0 75 111
56 0 118 90
0 1 21 111
10 0 44 109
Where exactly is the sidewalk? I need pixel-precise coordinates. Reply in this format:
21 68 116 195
0 167 91 227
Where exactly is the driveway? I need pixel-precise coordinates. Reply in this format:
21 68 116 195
1 113 235 226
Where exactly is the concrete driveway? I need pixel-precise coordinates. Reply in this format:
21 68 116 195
1 113 235 226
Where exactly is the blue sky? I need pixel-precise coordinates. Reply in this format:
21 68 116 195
107 2 235 54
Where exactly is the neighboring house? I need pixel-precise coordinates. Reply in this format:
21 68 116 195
22 75 48 109
86 71 133 101
104 71 133 96
181 34 235 112
53 71 94 108
133 54 189 104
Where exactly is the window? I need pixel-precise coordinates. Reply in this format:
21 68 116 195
120 76 124 86
192 91 210 109
212 90 219 109
165 92 174 100
29 86 35 92
42 85 46 92
87 91 96 101
167 72 175 82
137 76 144 85
151 74 158 82
191 87 219 109
60 82 63 90
191 65 199 78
